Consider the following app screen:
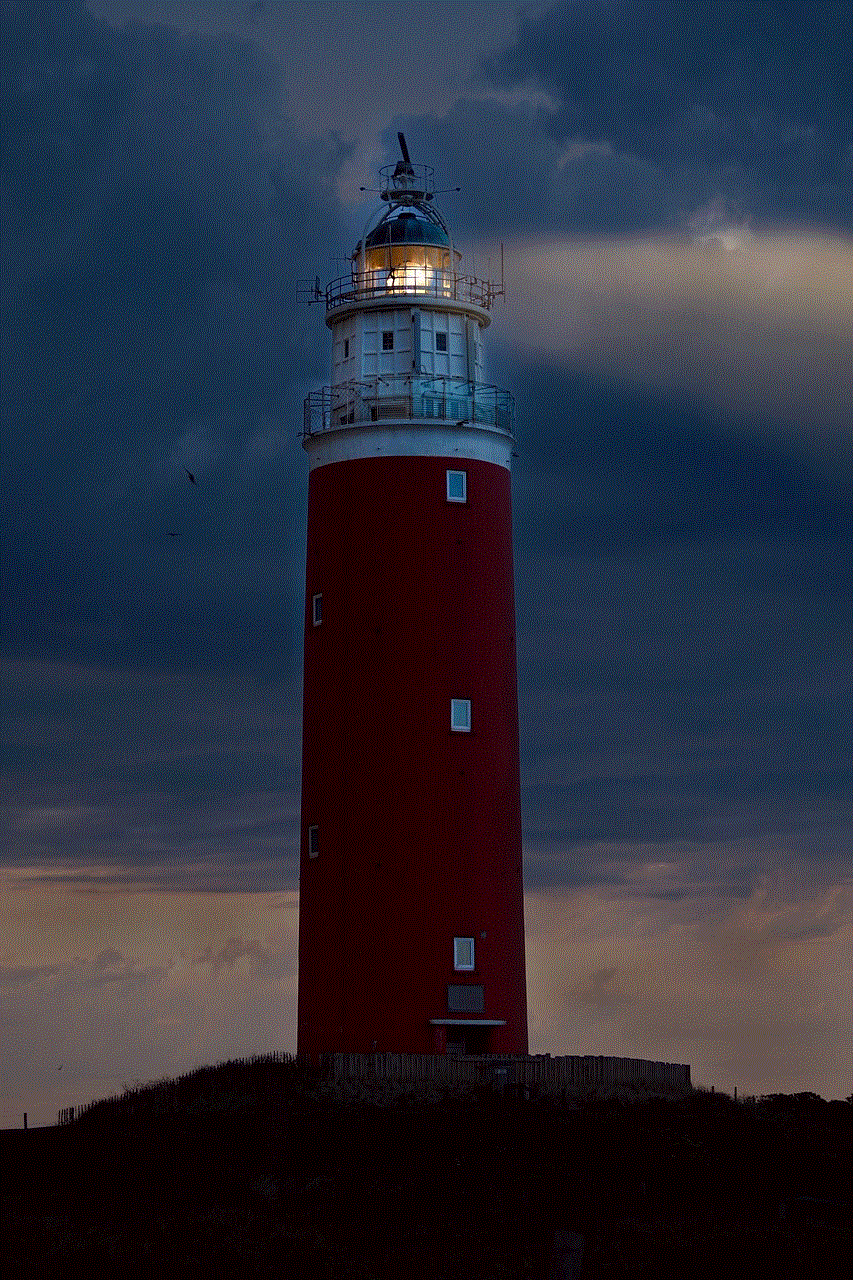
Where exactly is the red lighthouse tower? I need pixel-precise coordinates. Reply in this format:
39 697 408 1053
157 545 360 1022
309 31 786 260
298 138 527 1057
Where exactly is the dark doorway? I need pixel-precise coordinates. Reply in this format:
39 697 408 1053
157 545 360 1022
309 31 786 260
446 1025 491 1056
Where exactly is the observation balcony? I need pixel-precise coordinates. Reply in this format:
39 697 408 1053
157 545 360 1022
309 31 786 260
325 269 501 315
303 376 515 441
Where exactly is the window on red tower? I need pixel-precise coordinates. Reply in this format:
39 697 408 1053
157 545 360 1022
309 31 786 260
454 937 475 970
451 699 471 732
312 593 322 626
308 825 319 858
446 469 467 502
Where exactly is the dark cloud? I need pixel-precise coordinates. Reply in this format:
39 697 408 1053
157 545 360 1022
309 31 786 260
391 3 850 241
2 0 345 674
385 96 678 241
508 346 850 886
0 963 62 988
3 656 300 891
194 935 271 974
81 948 169 989
1 3 342 891
566 965 630 1011
482 0 852 232
0 948 169 993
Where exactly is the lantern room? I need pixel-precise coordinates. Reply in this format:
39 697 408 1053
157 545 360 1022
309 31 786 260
358 209 459 295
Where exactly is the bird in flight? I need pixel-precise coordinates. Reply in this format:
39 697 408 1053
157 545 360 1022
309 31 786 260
184 468 196 484
167 532 179 538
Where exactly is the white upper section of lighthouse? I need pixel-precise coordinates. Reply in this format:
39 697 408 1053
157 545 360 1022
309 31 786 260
303 135 514 468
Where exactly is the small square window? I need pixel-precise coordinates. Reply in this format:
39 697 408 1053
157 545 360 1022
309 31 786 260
435 331 447 351
454 937 475 970
446 469 467 502
312 593 322 626
308 825 319 858
343 338 349 358
451 698 471 732
447 984 484 1013
382 331 394 350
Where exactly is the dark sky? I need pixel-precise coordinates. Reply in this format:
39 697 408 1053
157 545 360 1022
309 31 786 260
2 1 851 1124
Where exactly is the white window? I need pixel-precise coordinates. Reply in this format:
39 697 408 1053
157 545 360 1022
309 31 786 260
451 698 471 732
308 825 319 858
435 331 447 351
454 937 475 970
382 330 394 350
343 338 349 358
312 593 322 626
446 469 467 502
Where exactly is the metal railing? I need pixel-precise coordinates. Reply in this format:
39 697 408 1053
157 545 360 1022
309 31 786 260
303 376 515 440
326 269 500 312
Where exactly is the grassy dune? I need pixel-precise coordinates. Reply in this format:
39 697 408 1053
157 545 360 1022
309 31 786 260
3 1060 850 1278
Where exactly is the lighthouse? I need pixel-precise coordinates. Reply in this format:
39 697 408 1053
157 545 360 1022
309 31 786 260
298 137 527 1057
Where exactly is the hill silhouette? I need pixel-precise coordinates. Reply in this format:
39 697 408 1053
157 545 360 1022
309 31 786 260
3 1056 850 1278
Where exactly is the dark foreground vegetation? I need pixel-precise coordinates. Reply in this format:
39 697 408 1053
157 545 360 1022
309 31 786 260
3 1058 851 1279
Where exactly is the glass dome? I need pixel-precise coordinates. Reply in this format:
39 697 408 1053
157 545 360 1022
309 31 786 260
364 210 450 251
359 210 460 293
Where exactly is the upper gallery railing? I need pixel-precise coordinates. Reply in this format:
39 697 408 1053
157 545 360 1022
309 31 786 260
325 269 500 312
303 375 515 440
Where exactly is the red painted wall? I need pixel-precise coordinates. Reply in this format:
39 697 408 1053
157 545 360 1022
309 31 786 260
297 454 528 1055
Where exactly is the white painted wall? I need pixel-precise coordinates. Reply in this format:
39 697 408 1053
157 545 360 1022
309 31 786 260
331 305 484 387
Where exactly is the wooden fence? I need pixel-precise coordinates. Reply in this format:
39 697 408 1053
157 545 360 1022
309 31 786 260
321 1053 691 1093
57 1050 690 1123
